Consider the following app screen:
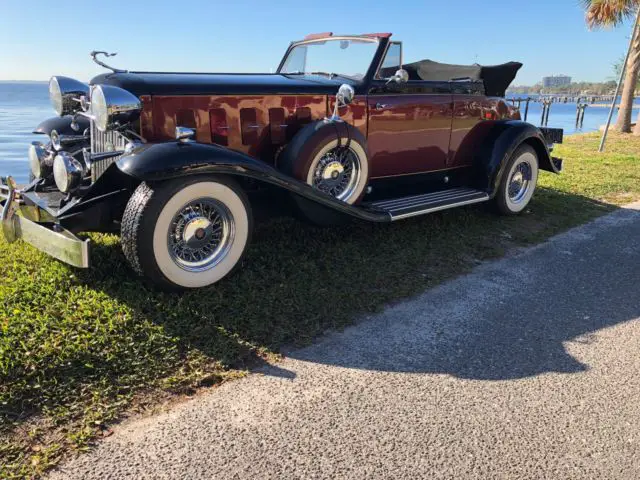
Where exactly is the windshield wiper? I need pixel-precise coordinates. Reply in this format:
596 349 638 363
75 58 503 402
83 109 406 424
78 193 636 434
283 71 355 81
311 71 357 81
307 71 338 78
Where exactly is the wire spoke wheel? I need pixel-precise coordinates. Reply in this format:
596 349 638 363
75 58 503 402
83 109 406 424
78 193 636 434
496 145 539 215
507 161 532 204
311 145 362 202
167 198 235 272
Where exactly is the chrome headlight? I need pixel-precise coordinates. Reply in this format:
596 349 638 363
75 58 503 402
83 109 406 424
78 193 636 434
29 142 53 179
49 76 89 116
90 85 141 132
53 152 84 193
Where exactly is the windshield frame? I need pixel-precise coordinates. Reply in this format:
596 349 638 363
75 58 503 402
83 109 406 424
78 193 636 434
276 36 386 84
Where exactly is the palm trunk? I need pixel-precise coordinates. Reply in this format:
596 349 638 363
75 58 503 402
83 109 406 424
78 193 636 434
634 103 640 135
616 19 640 133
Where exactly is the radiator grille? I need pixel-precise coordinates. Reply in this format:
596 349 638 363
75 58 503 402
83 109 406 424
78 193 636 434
90 121 128 182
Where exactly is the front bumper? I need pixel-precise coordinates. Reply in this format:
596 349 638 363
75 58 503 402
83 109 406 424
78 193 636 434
0 176 90 268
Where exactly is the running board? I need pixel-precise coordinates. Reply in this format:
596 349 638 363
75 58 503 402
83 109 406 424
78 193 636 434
366 187 490 221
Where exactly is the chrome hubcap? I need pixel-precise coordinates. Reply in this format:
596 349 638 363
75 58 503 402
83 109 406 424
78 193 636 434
168 199 234 272
312 146 361 201
508 161 532 203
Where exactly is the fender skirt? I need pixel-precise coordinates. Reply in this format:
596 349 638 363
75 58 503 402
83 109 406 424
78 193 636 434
117 141 391 222
472 120 560 197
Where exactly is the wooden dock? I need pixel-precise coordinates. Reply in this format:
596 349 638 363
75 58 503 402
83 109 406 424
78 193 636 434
509 95 621 104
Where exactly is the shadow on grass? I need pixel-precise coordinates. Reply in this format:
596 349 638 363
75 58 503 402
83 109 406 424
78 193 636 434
79 186 620 381
1 184 628 477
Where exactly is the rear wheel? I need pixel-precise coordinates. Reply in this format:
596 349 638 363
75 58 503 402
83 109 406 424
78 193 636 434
495 145 539 215
121 176 252 290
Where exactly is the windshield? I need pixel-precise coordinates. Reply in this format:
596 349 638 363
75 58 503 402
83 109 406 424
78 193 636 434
280 38 379 80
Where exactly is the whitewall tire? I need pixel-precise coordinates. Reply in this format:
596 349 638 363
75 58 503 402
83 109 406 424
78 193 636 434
304 138 369 205
495 145 539 215
121 176 252 290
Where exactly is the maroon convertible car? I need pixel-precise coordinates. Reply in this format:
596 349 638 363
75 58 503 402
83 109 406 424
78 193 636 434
0 32 563 289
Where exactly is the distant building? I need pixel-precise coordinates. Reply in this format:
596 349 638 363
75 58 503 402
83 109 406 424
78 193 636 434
542 75 572 88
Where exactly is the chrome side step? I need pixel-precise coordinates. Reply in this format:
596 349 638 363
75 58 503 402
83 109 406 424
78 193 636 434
367 187 490 221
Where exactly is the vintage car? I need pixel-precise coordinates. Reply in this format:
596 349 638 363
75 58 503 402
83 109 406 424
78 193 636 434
0 33 563 290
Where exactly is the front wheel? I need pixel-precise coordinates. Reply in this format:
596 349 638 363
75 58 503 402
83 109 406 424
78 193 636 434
494 145 539 215
121 176 252 290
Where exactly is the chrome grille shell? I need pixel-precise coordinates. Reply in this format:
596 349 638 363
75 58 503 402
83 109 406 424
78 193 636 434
90 120 127 182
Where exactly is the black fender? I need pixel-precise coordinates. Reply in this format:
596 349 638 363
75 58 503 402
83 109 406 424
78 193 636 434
33 115 90 136
116 141 391 222
472 120 559 198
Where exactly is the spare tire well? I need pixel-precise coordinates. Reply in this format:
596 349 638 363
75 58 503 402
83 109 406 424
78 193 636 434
278 120 370 205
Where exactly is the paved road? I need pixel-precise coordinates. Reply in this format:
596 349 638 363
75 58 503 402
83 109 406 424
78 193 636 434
51 203 640 480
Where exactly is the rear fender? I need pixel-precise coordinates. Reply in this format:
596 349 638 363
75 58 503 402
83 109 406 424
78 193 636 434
473 120 558 197
116 141 390 222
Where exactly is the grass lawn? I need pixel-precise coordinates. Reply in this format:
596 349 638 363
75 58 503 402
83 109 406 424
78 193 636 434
1 132 639 478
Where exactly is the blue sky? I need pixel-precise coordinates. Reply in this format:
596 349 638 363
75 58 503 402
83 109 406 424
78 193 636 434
0 0 634 84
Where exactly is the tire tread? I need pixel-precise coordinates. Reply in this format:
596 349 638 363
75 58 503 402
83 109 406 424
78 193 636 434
121 182 155 276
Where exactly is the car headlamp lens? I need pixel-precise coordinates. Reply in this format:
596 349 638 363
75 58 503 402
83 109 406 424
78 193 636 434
53 152 84 193
48 76 89 117
90 85 142 132
49 78 64 116
91 86 109 132
29 142 51 179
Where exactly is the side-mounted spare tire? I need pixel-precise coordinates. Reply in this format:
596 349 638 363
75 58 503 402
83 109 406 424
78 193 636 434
279 121 370 205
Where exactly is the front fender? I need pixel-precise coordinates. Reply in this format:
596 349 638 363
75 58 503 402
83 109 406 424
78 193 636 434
473 120 556 197
33 115 90 136
116 142 390 222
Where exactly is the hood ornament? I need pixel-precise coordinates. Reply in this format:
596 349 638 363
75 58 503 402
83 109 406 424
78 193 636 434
90 51 126 73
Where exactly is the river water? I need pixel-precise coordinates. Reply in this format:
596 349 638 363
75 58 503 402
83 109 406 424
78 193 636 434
1 82 638 184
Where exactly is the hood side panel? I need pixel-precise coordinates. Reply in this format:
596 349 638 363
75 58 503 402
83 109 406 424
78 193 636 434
142 94 367 165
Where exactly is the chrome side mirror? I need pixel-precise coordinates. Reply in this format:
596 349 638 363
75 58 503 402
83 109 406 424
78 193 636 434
327 84 355 122
336 84 355 107
386 69 409 85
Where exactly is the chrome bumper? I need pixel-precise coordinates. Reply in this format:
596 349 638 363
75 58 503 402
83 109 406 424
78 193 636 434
0 176 90 268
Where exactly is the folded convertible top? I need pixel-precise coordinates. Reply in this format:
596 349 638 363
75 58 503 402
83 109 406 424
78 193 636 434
381 60 523 97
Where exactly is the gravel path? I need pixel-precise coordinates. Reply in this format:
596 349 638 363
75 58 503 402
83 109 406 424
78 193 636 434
51 203 640 480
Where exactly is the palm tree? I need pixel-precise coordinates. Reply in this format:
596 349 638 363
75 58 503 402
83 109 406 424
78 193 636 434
582 0 640 134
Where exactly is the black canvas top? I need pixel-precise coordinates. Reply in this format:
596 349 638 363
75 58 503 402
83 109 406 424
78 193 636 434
381 60 523 97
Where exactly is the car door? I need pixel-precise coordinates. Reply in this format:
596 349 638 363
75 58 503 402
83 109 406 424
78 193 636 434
447 80 490 168
366 42 453 178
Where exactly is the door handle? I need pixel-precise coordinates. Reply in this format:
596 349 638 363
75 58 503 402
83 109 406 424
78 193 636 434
375 103 389 111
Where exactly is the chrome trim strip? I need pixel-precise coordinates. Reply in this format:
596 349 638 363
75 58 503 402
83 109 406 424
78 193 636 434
390 195 489 221
371 188 479 209
385 193 484 212
370 165 468 180
291 36 379 47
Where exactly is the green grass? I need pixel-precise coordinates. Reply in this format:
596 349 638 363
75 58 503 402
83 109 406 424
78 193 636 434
1 132 639 478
